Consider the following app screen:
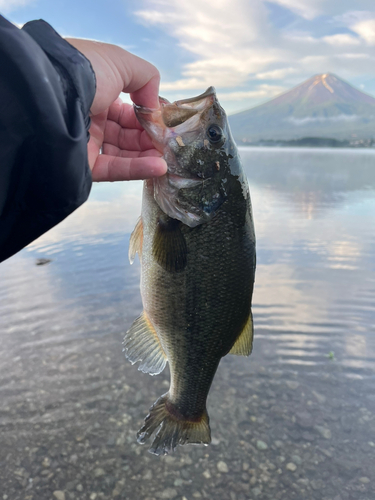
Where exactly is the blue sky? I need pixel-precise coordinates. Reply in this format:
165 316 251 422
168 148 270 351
2 0 375 114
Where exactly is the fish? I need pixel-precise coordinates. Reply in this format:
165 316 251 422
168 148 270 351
124 87 256 455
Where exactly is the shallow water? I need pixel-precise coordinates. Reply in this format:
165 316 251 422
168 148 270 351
0 147 374 500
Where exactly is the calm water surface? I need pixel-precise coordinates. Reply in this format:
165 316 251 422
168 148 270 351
0 148 374 500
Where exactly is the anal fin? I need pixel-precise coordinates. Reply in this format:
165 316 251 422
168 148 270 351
123 312 167 375
129 217 143 264
229 311 254 356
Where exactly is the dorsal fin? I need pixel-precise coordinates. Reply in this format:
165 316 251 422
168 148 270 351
129 217 143 264
123 311 167 375
229 312 253 356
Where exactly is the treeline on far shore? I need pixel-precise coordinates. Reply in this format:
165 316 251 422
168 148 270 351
237 137 375 148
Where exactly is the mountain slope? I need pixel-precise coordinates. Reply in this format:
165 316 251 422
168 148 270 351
229 74 375 143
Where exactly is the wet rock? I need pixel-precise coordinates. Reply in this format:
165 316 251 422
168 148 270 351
42 457 51 468
296 411 313 429
251 487 262 497
106 434 116 446
94 468 106 478
288 430 302 441
291 455 302 465
286 463 297 472
359 477 370 484
181 469 190 479
143 470 153 480
310 479 323 490
112 480 125 497
203 470 211 479
315 425 332 439
157 488 178 499
53 492 65 500
334 458 361 475
256 440 268 450
297 479 309 487
217 461 229 473
302 431 315 441
312 390 326 404
286 381 299 390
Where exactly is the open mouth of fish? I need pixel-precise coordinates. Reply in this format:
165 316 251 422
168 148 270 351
134 86 216 147
135 86 216 127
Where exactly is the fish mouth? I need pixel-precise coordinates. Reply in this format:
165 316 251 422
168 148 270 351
161 87 216 128
135 87 216 129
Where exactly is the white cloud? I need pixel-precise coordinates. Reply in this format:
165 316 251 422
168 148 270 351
255 68 298 80
323 34 360 46
267 0 325 20
0 0 34 12
219 84 286 101
136 0 280 90
352 18 375 45
338 53 370 59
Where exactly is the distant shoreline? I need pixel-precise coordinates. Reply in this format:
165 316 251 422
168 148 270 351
235 137 375 149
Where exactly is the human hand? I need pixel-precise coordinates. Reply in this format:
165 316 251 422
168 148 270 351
66 39 167 182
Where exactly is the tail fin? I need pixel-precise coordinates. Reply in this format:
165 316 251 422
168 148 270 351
137 393 211 455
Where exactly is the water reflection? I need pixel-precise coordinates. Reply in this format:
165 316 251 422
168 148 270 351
0 148 375 499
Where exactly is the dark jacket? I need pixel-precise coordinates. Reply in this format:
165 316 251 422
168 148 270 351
0 16 96 263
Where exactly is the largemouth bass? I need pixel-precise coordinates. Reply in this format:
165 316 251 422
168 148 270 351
124 87 256 455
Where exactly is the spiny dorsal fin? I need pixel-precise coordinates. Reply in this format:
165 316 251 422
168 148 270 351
229 311 254 356
152 215 187 272
123 311 167 375
129 217 143 264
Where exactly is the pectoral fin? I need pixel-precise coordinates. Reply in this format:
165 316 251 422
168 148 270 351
129 217 143 264
152 216 187 272
123 312 167 375
229 311 254 356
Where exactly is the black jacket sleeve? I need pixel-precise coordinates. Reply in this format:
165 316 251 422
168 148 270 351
0 16 96 263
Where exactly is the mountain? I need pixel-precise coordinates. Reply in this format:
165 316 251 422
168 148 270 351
228 74 375 144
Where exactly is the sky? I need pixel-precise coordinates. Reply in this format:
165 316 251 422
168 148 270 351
2 0 375 114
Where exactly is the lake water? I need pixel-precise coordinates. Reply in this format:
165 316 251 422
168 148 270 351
0 147 374 500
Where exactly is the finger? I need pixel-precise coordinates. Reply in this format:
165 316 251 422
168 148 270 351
107 100 142 130
104 120 154 151
92 155 167 182
111 49 160 109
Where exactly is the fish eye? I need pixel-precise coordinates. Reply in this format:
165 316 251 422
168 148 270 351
207 125 223 144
